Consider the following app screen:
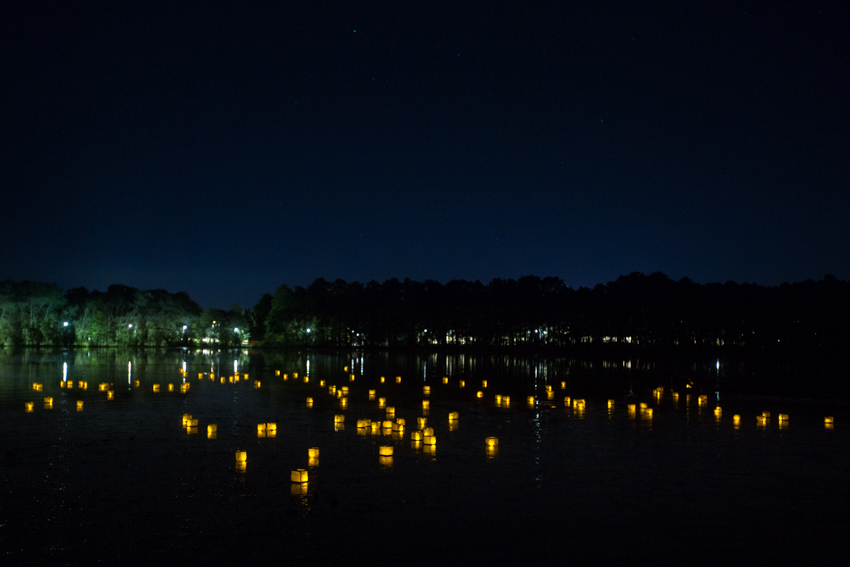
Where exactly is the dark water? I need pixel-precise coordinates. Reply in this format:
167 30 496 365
1 349 848 565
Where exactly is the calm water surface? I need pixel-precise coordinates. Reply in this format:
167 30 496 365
1 349 848 565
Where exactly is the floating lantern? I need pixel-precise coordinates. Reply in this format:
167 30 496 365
386 406 395 417
341 386 349 396
275 370 281 376
485 437 499 447
423 435 436 446
382 420 394 429
561 381 566 389
306 397 313 408
368 389 376 400
60 381 65 389
639 402 647 410
411 431 423 441
643 408 653 418
152 384 160 393
304 376 309 383
199 373 203 379
344 366 348 371
608 400 614 409
495 394 502 405
503 396 510 407
283 374 288 380
397 418 406 426
527 396 535 408
714 407 722 417
482 380 487 388
380 376 385 383
67 381 74 389
293 373 298 379
392 422 404 432
44 397 53 409
423 386 430 395
168 384 174 392
319 380 325 387
545 385 552 392
825 416 834 426
25 401 34 413
308 447 319 459
756 415 768 426
422 400 430 411
267 422 277 437
762 411 770 418
228 376 234 383
329 386 336 395
236 451 247 464
417 417 427 429
357 419 371 428
423 427 434 436
732 415 741 427
98 383 108 391
443 377 448 384
76 400 84 411
183 414 192 427
340 397 348 409
291 469 309 483
564 396 571 406
546 391 554 400
448 412 459 421
778 414 789 422
254 381 261 389
379 446 394 456
371 422 379 435
378 397 386 408
476 391 483 399
180 383 189 393
350 373 355 381
80 381 88 390
207 424 217 438
459 380 465 388
107 390 114 400
698 395 708 406
334 414 345 423
220 377 225 384
257 423 267 438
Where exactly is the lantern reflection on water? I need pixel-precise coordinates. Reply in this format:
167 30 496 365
422 444 436 456
561 381 566 389
291 482 308 496
486 445 498 458
308 456 319 467
340 397 348 409
25 401 34 413
291 469 308 483
76 400 84 412
379 455 394 467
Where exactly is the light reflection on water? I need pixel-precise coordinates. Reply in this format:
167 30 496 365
0 349 848 563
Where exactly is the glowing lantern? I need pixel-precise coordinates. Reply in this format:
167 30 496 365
547 391 554 400
423 435 436 446
294 373 298 378
44 397 53 409
417 417 428 429
411 431 423 441
564 396 571 406
340 397 348 409
220 377 225 384
639 402 647 410
643 408 653 419
319 380 325 387
76 400 84 412
283 374 288 380
756 415 768 426
476 391 483 399
423 386 431 395
825 416 834 426
304 377 309 383
228 376 234 383
382 420 394 429
341 386 349 395
181 383 189 393
254 381 261 389
672 392 679 404
443 377 448 384
698 395 707 406
379 446 394 456
275 370 281 376
334 414 345 423
167 384 174 392
67 381 74 389
449 420 458 431
25 401 34 413
267 422 277 437
762 411 771 418
386 407 395 417
378 397 386 408
561 381 566 389
422 400 430 411
152 384 160 393
207 424 217 438
368 389 376 400
392 422 404 433
107 390 114 400
485 437 499 447
423 427 434 436
495 395 502 405
257 423 267 438
183 414 192 427
778 414 789 422
503 396 510 407
350 373 355 381
306 397 313 407
344 366 348 371
60 381 65 389
80 381 88 390
486 445 498 458
291 469 308 483
527 396 535 408
380 376 385 383
357 419 371 428
395 376 401 383
459 380 465 388
545 385 552 392
236 450 247 464
198 373 203 379
733 415 741 427
308 447 319 459
714 407 722 418
608 400 614 409
98 383 109 391
329 386 336 395
449 411 459 421
482 380 488 388
371 422 379 435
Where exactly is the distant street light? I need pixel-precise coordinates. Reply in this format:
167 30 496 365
63 322 69 327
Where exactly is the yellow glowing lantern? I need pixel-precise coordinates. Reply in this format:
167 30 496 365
199 373 203 379
448 411 459 421
459 380 465 388
423 427 434 436
378 397 386 408
371 422 379 434
485 436 499 447
714 407 722 417
698 395 707 406
254 381 261 389
344 366 348 371
527 396 535 408
368 389 376 400
608 399 614 409
180 383 189 393
396 376 402 383
207 424 217 438
308 447 319 459
293 372 298 379
319 380 325 387
495 394 502 405
350 373 355 381
267 422 277 437
283 373 288 380
382 420 393 429
386 406 395 417
107 390 114 400
183 414 192 427
80 381 88 390
340 386 348 396
423 385 431 395
547 391 554 400
98 383 108 391
476 391 484 398
329 386 336 395
257 423 267 438
423 435 436 446
482 380 488 388
275 370 281 376
167 384 174 392
825 416 834 426
560 381 566 389
67 381 74 389
379 445 394 456
396 417 406 426
44 397 53 409
503 396 510 407
443 377 448 384
756 415 768 426
60 381 65 389
334 414 345 423
417 417 428 429
306 397 314 407
152 384 160 393
76 400 84 411
778 413 789 422
25 401 34 413
357 418 371 428
303 376 309 383
236 450 247 464
31 382 42 391
732 414 741 426
639 402 647 410
486 445 498 458
422 400 430 411
564 396 571 406
545 385 552 392
228 376 234 383
643 408 653 418
762 411 770 418
392 422 404 433
380 376 385 383
290 468 308 482
220 377 225 384
340 397 348 409
411 431 423 441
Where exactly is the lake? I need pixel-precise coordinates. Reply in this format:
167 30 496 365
1 348 848 565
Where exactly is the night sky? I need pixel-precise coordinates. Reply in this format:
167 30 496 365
2 1 848 309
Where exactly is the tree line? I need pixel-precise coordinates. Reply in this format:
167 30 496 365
2 273 849 350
